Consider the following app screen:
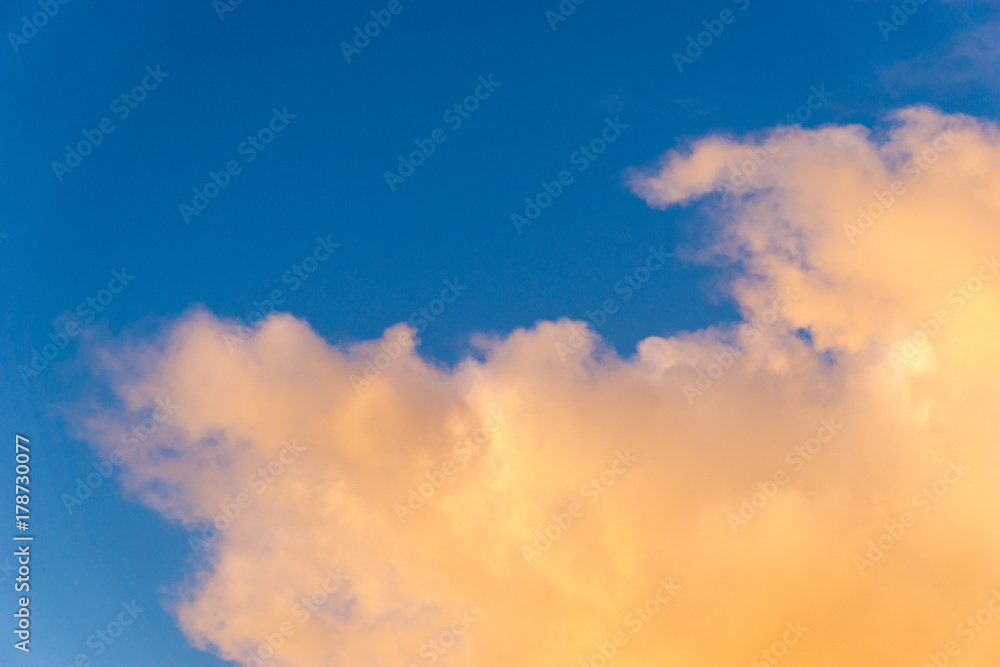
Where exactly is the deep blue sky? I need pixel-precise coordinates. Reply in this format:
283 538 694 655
0 0 996 664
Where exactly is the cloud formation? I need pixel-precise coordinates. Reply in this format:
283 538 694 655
880 8 1000 96
85 107 1000 666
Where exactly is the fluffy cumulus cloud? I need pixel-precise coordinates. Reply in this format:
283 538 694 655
84 107 1000 666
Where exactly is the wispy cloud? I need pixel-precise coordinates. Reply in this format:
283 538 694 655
879 7 1000 95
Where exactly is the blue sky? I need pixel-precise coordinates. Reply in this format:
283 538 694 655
1 0 997 664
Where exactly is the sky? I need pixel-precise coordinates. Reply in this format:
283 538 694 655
1 0 999 665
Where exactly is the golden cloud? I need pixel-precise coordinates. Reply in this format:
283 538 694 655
85 107 1000 666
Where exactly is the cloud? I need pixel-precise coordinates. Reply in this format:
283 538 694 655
879 10 1000 96
83 107 1000 666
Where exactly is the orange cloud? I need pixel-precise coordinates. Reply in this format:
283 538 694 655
84 107 1000 666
